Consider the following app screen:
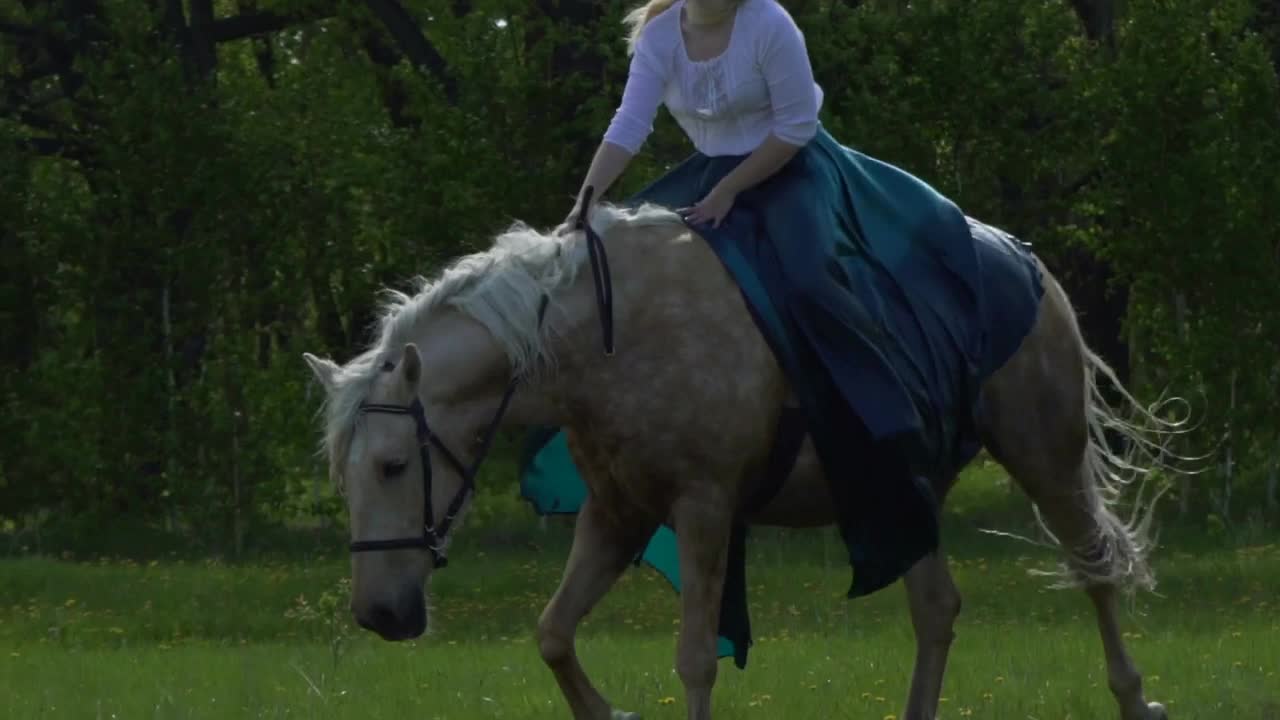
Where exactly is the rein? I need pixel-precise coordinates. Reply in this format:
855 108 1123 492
578 185 615 354
349 187 615 568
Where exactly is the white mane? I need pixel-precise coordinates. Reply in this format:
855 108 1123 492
317 202 683 484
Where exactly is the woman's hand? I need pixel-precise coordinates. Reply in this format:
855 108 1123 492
557 199 591 235
679 186 736 228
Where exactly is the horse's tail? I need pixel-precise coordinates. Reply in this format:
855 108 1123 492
1030 345 1204 593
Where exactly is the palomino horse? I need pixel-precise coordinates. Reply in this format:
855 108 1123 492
303 202 1179 720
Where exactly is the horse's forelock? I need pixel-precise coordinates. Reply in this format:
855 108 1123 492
319 350 382 490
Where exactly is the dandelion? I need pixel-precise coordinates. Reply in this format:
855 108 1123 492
658 697 676 705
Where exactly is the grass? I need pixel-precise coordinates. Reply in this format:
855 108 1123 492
2 465 1277 719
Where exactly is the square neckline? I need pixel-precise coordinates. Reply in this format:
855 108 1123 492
675 0 744 65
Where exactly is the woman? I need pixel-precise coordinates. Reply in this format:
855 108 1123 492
562 0 822 229
527 0 1039 650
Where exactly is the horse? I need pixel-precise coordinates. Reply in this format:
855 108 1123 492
303 201 1183 720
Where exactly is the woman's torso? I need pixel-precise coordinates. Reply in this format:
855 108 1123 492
652 0 824 156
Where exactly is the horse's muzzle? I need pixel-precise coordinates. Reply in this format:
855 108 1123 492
355 586 426 641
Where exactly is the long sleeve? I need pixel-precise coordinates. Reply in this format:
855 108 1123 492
602 27 670 155
757 3 820 147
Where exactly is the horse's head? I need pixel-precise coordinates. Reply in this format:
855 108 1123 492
300 202 668 641
304 339 496 641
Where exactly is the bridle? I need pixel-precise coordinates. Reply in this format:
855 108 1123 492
348 187 614 569
352 381 519 568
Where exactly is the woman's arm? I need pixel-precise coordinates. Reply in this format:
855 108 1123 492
574 141 635 210
710 135 802 197
562 25 668 228
683 5 820 227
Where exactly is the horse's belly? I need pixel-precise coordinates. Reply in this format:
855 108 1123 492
745 439 837 528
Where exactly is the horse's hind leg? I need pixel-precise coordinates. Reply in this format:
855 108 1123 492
1010 459 1167 720
982 276 1166 720
537 495 656 720
901 550 961 720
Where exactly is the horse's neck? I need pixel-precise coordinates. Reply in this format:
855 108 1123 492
510 268 616 426
411 227 651 428
408 291 591 429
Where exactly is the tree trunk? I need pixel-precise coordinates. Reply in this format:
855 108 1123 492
1271 365 1280 511
1174 292 1191 517
1220 368 1236 524
0 224 38 372
1268 446 1279 511
162 274 178 533
1065 0 1115 48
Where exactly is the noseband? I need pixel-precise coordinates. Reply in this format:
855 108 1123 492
348 187 613 569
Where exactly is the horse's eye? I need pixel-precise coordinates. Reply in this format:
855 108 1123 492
383 460 408 478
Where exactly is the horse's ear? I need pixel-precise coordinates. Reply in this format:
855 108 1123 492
401 343 422 387
303 353 339 393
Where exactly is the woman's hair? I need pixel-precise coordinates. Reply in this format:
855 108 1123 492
623 0 744 55
623 0 676 54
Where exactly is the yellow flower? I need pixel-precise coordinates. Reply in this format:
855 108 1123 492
658 697 676 705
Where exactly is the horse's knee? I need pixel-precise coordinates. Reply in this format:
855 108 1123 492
923 586 961 642
536 609 572 666
909 569 961 645
934 586 961 625
676 643 718 691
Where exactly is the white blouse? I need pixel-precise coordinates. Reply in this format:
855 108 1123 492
603 0 825 157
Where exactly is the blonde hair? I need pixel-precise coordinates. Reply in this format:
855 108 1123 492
624 0 745 55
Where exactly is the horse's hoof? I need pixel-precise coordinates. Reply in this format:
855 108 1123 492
611 711 641 720
1127 701 1167 720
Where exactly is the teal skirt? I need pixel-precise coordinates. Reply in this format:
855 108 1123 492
521 126 1043 666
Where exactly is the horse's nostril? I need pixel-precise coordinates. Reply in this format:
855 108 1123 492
359 602 398 634
404 590 427 635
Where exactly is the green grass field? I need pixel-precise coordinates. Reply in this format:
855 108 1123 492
2 469 1277 719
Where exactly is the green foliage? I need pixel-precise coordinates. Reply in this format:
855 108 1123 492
1 0 1277 548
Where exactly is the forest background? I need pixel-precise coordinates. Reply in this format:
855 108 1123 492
2 0 1278 555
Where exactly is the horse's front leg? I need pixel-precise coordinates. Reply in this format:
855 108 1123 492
671 493 733 720
537 496 655 720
